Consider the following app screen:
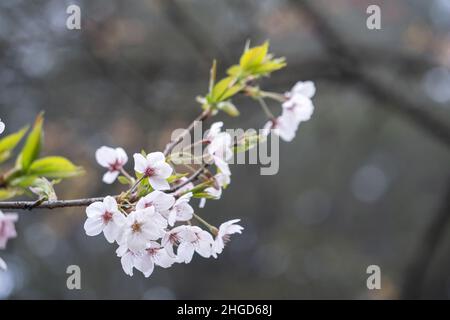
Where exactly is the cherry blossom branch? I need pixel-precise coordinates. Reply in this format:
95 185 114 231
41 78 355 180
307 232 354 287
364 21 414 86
0 112 211 210
163 109 211 156
0 197 107 210
168 163 210 193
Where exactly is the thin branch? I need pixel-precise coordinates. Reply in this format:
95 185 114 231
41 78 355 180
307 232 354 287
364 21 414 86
168 163 209 193
0 110 211 210
163 109 210 156
0 197 108 210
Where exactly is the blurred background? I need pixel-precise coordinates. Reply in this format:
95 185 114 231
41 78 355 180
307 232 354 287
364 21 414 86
1 0 450 299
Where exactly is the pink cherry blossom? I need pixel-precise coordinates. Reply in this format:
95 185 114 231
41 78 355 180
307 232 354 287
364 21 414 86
0 210 18 249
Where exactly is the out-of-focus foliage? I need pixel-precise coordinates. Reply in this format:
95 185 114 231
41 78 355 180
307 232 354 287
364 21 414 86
0 114 83 200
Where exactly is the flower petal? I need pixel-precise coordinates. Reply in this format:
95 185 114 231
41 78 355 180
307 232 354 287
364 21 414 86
95 146 117 168
149 176 170 191
133 153 147 173
146 152 165 164
86 202 105 218
84 217 104 236
102 171 119 184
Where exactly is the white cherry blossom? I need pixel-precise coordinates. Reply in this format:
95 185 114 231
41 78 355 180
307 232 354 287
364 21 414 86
205 121 225 141
95 146 128 184
204 122 233 175
0 256 6 271
212 219 244 257
119 207 167 252
166 226 214 263
282 94 314 123
0 119 5 135
116 244 138 276
84 196 125 243
134 241 175 277
262 111 298 142
288 81 316 99
199 173 230 208
134 152 173 191
136 190 175 213
166 193 194 226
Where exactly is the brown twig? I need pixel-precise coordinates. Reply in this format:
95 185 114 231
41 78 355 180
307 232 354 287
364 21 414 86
0 197 108 210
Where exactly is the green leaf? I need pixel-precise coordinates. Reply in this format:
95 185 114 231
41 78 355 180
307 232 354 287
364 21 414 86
28 156 84 178
167 173 189 183
239 41 269 70
118 176 132 185
169 152 196 165
18 113 44 171
0 126 29 164
226 65 242 77
211 77 243 102
234 132 265 153
217 101 240 117
0 188 24 200
192 192 216 199
9 175 38 188
249 58 287 76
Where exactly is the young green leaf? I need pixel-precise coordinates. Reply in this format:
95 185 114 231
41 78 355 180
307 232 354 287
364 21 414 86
239 41 269 70
118 176 132 185
18 113 44 171
28 156 84 178
167 173 189 183
29 177 58 201
211 77 243 102
250 58 287 76
8 175 38 188
234 132 266 153
217 101 240 117
0 126 29 164
226 65 241 77
0 187 24 200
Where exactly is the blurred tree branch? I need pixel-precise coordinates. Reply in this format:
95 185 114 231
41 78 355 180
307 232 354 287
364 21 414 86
401 178 450 299
294 0 450 300
293 0 450 149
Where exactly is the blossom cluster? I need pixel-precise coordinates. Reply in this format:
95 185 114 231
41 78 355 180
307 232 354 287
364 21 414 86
263 81 316 142
0 43 317 279
86 141 243 277
84 78 316 278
